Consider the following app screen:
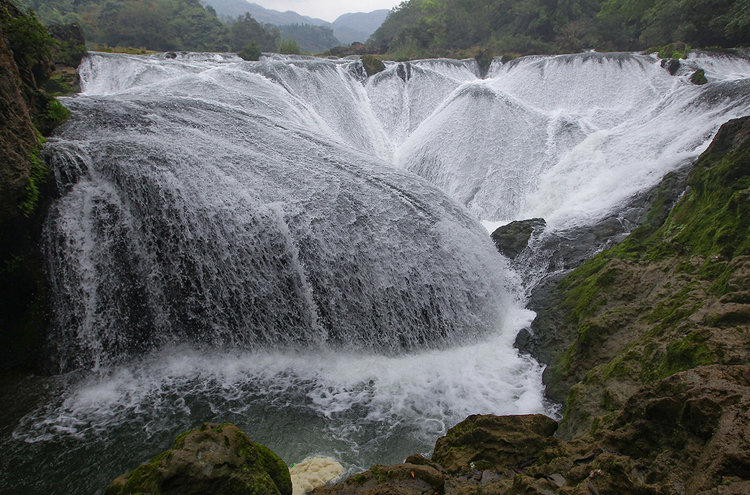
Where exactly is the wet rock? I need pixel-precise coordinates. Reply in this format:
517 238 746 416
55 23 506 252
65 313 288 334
431 414 560 474
361 54 385 77
691 68 708 85
105 422 292 495
662 58 681 75
313 462 445 495
0 18 38 223
491 218 546 260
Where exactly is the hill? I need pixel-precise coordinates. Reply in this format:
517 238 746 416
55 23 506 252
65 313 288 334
207 0 328 26
332 10 389 44
370 0 750 57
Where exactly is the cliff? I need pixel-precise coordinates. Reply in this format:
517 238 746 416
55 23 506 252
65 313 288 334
0 0 84 371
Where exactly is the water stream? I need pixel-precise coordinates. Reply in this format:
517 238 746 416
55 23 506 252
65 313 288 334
2 50 749 494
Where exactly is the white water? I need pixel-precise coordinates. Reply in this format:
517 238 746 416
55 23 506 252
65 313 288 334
2 50 750 495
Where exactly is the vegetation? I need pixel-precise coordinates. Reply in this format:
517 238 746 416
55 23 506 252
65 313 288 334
539 116 750 439
18 0 280 52
278 38 301 54
278 24 340 53
369 0 750 57
238 40 261 60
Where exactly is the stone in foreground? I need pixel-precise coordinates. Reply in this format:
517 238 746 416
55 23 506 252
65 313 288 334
106 422 292 495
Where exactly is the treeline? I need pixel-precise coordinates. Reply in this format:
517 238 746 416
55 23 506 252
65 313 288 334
19 0 281 52
278 24 340 54
370 0 750 57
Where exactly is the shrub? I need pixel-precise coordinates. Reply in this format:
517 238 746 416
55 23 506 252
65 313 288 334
238 41 261 61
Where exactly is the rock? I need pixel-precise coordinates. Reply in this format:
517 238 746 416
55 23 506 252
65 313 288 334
361 54 385 77
604 365 750 494
0 17 38 223
313 462 446 495
291 457 344 495
691 68 708 85
431 414 560 474
105 422 292 495
661 57 681 75
475 48 493 74
491 218 546 260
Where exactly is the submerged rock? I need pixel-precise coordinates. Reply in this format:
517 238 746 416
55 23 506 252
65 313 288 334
105 423 292 495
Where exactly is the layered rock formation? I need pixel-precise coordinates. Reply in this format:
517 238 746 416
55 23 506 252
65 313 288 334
0 0 81 371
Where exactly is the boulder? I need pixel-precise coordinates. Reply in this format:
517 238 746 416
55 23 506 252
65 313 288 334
105 423 292 495
491 218 546 260
361 54 385 77
431 414 560 474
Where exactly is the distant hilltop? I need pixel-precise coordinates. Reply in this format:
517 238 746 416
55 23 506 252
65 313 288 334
205 0 389 44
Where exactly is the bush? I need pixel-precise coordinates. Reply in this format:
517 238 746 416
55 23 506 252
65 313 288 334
278 38 300 55
239 41 261 60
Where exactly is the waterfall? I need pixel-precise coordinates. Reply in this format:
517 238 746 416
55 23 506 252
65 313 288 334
3 49 750 495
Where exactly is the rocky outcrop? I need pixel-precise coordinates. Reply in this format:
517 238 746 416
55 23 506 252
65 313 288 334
106 423 293 495
0 18 38 223
0 1 81 372
314 366 750 495
361 54 385 76
524 116 750 440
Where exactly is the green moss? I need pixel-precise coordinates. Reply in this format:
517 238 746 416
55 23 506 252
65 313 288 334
18 144 50 217
361 54 385 76
352 473 368 484
255 442 292 495
690 69 708 85
370 465 390 483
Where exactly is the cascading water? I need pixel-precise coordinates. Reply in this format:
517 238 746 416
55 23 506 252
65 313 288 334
2 50 750 495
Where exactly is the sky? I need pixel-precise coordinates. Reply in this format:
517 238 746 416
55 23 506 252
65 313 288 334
251 0 399 22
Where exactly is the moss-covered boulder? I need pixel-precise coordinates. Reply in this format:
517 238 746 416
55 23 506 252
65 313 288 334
361 54 385 77
690 68 708 85
431 414 560 474
105 423 292 495
491 218 546 260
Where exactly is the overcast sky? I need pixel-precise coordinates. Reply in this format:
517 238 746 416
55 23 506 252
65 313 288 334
253 0 399 22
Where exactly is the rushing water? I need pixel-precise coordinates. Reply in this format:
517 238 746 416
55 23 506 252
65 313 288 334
2 50 750 495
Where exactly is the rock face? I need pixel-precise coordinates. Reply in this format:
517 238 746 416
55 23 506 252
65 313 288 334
0 15 38 223
312 117 750 495
106 423 293 495
314 367 750 495
525 116 750 440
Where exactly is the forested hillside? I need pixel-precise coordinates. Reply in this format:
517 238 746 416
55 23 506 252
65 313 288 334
370 0 750 56
19 0 280 52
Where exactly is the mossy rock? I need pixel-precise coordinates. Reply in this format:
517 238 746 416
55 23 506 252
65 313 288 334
361 54 385 77
690 69 708 85
475 48 494 72
105 423 292 495
431 414 560 474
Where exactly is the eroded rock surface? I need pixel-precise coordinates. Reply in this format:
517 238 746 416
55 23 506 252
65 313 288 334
106 423 292 495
